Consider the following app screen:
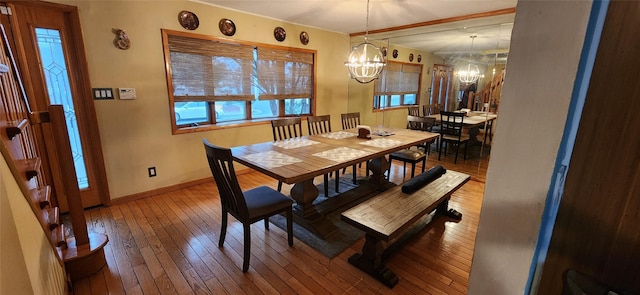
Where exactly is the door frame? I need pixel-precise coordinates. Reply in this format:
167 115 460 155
3 0 110 209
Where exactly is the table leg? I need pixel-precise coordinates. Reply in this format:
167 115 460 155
348 234 399 288
289 179 338 238
368 156 390 184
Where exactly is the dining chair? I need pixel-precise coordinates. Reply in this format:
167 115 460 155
422 104 431 116
438 111 470 164
340 112 366 182
202 139 293 272
271 117 303 141
307 115 342 194
341 112 361 129
407 106 420 116
271 118 303 191
388 115 436 179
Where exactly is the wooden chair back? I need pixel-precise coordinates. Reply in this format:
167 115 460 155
423 103 443 116
271 117 303 140
406 115 436 132
341 112 360 129
439 111 465 139
307 115 332 135
408 106 420 116
203 139 249 220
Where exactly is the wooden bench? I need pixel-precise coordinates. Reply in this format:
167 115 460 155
341 170 470 287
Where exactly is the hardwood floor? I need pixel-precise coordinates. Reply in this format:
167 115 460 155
71 144 490 294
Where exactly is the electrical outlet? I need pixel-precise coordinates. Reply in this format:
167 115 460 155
148 167 156 177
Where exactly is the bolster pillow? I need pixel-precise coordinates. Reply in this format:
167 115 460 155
401 165 447 194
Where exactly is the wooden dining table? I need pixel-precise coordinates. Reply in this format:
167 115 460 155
230 128 439 237
427 111 497 144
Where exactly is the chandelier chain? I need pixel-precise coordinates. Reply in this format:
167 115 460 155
365 0 370 40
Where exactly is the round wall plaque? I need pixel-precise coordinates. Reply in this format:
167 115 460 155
274 27 286 42
300 31 309 45
219 18 236 36
392 49 398 58
409 53 414 62
418 54 422 62
178 11 199 30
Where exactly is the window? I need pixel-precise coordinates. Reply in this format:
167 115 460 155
373 61 422 110
162 30 315 133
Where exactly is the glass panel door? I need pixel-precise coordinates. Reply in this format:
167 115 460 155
35 28 89 189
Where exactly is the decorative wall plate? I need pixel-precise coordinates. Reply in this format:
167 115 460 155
418 54 422 62
300 31 309 45
381 47 387 57
219 18 236 36
409 53 414 62
178 11 199 30
274 27 286 42
392 49 398 58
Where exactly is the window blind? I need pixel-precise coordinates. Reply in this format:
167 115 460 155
168 34 254 101
256 47 313 100
374 62 422 95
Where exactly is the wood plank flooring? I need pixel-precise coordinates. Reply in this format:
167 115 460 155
71 145 490 294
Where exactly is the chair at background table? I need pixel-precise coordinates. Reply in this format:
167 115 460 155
271 118 303 191
340 112 366 182
408 106 420 116
203 139 293 272
423 103 442 116
388 115 436 179
307 115 342 194
438 111 470 164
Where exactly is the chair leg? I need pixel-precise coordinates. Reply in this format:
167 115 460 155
421 158 426 173
365 161 370 178
454 143 460 164
264 217 269 230
286 208 293 246
410 162 415 178
352 164 357 184
324 174 329 196
403 162 407 178
464 142 468 160
438 139 443 160
277 181 283 192
335 169 340 193
242 223 251 272
219 211 228 247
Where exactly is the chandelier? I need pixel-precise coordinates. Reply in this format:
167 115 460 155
344 0 386 84
458 35 482 84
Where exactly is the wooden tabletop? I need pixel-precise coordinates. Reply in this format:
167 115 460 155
231 128 438 184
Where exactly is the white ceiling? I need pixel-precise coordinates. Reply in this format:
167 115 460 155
199 0 517 63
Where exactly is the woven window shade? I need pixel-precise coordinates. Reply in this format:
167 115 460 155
375 62 422 95
256 47 313 100
168 34 254 101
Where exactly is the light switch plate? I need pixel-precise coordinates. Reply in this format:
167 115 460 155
92 88 114 100
118 88 136 100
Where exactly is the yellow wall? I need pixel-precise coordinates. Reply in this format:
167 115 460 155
52 0 351 199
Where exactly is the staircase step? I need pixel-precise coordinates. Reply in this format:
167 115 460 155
52 224 67 249
44 206 59 230
4 118 28 139
31 185 51 209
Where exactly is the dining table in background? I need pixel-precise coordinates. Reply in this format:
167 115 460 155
230 128 439 237
427 111 497 144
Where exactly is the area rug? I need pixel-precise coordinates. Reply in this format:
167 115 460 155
269 173 374 258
